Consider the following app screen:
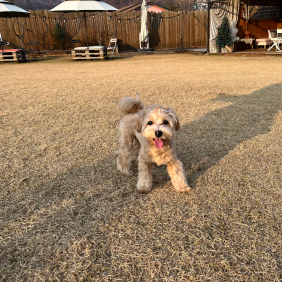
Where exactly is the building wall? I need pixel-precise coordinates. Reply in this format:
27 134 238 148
237 3 281 39
248 19 277 38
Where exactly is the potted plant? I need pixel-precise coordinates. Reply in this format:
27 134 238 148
216 15 233 53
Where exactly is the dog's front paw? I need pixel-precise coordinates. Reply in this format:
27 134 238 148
117 164 133 176
137 185 151 194
175 185 191 193
119 169 133 176
124 170 133 176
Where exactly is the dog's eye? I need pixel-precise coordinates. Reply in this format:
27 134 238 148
163 120 169 125
148 121 153 125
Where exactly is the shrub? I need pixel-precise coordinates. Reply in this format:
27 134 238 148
53 23 64 50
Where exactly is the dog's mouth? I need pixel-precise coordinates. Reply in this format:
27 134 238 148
153 138 164 149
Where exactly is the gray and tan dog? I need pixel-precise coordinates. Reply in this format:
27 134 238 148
117 95 190 193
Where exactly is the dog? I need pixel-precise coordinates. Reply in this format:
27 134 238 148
117 95 190 194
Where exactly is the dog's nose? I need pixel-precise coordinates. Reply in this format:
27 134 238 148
155 130 163 138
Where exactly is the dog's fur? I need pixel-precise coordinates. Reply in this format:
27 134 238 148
117 96 190 193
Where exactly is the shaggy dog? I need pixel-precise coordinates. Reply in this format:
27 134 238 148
117 95 190 194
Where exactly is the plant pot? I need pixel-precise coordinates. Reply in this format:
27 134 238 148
221 47 229 53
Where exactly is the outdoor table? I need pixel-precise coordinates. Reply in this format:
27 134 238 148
0 49 26 62
234 39 254 51
71 46 107 60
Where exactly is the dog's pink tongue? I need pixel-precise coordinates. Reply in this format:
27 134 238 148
154 138 164 149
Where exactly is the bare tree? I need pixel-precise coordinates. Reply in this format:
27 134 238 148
11 0 29 50
12 18 27 49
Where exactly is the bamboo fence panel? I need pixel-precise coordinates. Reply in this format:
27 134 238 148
0 10 207 52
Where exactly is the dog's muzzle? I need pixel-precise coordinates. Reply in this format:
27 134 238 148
155 130 163 138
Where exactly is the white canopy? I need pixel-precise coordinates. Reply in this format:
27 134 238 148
50 0 118 13
0 0 30 18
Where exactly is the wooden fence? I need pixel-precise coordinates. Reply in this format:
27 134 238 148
0 10 207 51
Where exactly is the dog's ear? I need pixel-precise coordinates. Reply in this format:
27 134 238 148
137 119 142 133
168 109 180 131
175 116 180 131
137 110 146 133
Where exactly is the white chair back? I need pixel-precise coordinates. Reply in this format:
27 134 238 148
110 38 117 44
277 29 282 38
107 38 119 58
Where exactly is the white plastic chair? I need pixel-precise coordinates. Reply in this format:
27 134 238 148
277 29 282 38
107 38 119 58
267 30 281 52
0 32 9 51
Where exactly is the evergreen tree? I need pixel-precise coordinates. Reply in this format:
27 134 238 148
216 15 233 50
53 23 64 50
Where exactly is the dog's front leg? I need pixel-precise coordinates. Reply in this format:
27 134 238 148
137 158 153 193
167 160 191 193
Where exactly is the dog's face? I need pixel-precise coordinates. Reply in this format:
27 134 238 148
138 106 180 149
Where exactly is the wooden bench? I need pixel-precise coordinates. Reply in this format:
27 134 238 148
0 49 26 62
71 46 107 60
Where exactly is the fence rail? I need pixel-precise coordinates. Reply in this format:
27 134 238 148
0 10 207 51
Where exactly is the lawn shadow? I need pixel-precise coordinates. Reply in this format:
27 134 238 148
177 82 282 187
25 56 68 63
1 83 282 279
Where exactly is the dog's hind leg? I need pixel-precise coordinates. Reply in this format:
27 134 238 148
117 136 140 175
137 158 153 193
131 137 140 163
117 146 133 176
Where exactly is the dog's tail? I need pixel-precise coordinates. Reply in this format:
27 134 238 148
118 95 144 115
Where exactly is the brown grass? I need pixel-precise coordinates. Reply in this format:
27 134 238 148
1 54 282 281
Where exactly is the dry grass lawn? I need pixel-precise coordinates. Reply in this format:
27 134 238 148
1 54 282 281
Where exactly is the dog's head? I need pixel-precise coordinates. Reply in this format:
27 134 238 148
137 105 180 149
